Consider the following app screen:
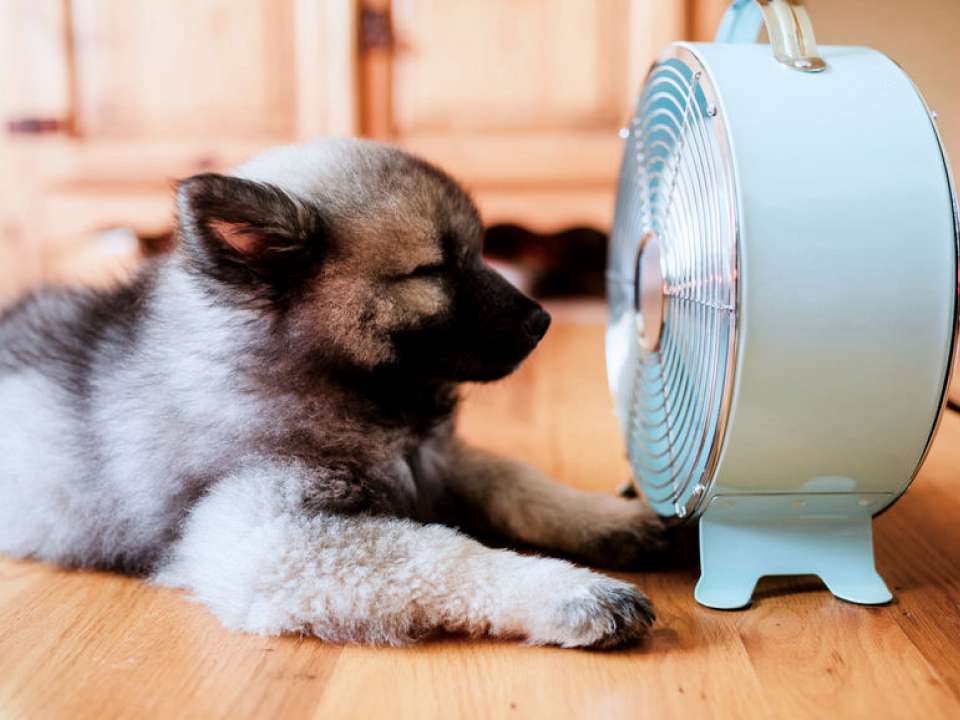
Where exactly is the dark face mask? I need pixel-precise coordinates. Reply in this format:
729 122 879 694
392 258 551 383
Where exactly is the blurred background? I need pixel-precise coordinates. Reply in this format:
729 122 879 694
0 0 958 306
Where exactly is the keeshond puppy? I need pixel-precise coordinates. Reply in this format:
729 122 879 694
0 139 661 648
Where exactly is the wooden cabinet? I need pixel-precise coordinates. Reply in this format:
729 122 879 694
2 0 958 299
0 0 690 295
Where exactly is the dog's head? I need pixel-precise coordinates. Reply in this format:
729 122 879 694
175 139 550 382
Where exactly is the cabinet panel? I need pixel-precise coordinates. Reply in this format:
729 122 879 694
0 0 72 125
70 0 298 141
391 0 630 133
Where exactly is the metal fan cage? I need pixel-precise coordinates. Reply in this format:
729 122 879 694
608 47 740 519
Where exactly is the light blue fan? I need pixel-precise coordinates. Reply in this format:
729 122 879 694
607 0 958 609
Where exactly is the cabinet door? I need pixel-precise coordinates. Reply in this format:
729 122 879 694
392 0 629 134
70 0 297 142
370 0 685 231
0 0 358 288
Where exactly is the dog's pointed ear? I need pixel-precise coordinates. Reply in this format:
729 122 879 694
176 173 320 275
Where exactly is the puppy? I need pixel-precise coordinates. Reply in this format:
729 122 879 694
0 139 661 648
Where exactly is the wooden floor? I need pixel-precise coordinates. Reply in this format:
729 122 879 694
2 315 960 719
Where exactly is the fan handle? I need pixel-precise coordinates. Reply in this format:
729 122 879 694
716 0 827 73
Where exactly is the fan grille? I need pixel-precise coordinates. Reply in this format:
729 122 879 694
607 47 738 518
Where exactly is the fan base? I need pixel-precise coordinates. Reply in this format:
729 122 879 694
694 493 894 610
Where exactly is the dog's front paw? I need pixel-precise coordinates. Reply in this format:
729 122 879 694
529 572 655 649
572 499 666 570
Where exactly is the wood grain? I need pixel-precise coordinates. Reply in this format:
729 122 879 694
2 314 960 719
391 0 633 133
69 0 298 141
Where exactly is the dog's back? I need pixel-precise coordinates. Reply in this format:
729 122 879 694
0 268 259 572
0 283 139 567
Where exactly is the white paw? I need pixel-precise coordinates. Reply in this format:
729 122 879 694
528 571 655 649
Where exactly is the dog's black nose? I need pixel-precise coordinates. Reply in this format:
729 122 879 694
524 308 551 340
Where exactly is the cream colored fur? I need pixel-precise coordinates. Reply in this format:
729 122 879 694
154 457 655 647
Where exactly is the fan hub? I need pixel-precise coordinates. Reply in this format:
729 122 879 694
633 231 665 352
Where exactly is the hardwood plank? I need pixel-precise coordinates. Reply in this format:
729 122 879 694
735 593 958 717
0 564 342 718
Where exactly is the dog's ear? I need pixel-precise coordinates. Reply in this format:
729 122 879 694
175 173 323 285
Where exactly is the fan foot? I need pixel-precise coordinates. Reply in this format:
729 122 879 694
694 493 894 610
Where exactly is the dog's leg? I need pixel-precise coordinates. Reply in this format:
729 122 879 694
441 442 664 569
152 460 653 647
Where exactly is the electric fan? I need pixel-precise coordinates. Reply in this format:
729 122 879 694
607 0 959 609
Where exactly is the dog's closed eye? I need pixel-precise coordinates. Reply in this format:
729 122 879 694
403 263 445 280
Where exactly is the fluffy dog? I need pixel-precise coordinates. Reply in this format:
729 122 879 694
0 139 661 648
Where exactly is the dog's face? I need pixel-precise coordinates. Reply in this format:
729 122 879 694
175 139 550 382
